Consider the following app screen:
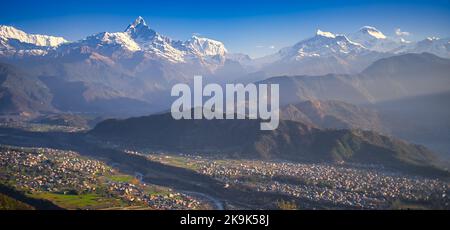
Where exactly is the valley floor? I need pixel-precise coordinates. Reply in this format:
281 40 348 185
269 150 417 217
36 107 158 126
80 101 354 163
127 151 449 209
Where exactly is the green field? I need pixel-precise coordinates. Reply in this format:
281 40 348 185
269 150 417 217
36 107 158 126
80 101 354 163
106 174 134 183
144 185 172 196
152 155 200 170
30 192 124 209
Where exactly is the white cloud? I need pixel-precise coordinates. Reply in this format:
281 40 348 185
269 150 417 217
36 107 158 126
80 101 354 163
395 28 410 36
269 45 275 49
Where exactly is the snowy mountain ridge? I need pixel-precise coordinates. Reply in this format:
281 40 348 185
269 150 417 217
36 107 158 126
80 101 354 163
0 25 67 57
1 18 449 70
0 25 67 47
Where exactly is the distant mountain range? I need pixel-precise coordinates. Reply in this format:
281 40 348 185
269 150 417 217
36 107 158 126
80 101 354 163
260 52 450 105
259 52 450 160
0 17 252 114
254 29 388 76
0 17 449 115
2 19 449 67
280 100 386 134
0 17 229 66
0 63 54 115
0 17 449 81
0 62 155 116
0 25 67 57
2 50 448 117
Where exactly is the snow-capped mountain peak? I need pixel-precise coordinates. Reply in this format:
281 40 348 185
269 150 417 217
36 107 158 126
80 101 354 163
0 25 68 57
426 37 440 41
130 16 147 27
275 29 366 61
125 16 157 40
58 17 230 65
185 35 228 56
400 36 450 58
348 26 400 52
125 16 147 32
358 26 386 39
316 29 336 38
88 32 141 52
0 25 67 47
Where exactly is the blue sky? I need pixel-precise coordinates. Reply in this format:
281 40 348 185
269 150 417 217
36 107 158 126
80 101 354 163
2 0 450 57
